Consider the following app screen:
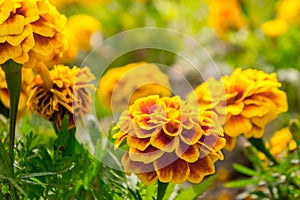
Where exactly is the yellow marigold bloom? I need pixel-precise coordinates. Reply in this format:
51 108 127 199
60 14 101 64
269 127 296 157
261 19 288 37
188 68 288 150
277 0 300 23
98 62 171 112
0 0 67 67
27 62 95 129
0 67 34 117
113 95 225 185
208 0 245 38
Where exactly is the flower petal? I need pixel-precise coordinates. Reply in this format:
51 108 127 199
128 146 163 164
154 154 190 184
150 130 179 152
187 155 215 183
127 135 151 151
224 114 252 137
122 152 155 174
175 142 199 163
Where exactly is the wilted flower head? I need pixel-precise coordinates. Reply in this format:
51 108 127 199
0 67 34 117
208 0 245 38
113 95 225 184
188 68 288 150
0 0 67 67
27 62 95 129
98 62 171 112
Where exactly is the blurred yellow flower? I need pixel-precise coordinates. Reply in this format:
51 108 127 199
277 0 300 23
113 95 225 185
269 127 296 158
61 14 102 64
27 62 95 129
261 19 288 37
208 0 245 38
188 68 288 150
0 67 34 117
0 0 67 68
98 62 171 112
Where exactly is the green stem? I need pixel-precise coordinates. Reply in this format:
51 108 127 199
2 60 22 171
156 180 168 200
248 137 279 165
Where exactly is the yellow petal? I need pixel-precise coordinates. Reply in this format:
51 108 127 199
136 171 158 185
224 114 252 137
0 0 15 24
163 120 182 136
128 146 163 164
121 152 155 174
150 130 179 152
180 126 202 145
226 102 244 115
0 14 25 36
0 42 22 65
127 135 151 151
175 142 199 163
223 134 236 151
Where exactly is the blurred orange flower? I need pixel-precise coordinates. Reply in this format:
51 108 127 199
208 0 245 38
113 95 225 184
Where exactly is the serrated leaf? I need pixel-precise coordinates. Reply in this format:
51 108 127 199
224 178 260 188
175 174 217 200
232 163 259 176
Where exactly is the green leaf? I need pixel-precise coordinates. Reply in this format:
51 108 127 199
232 163 259 176
175 174 217 200
0 140 12 178
157 181 168 200
248 137 279 165
224 178 260 188
289 118 300 146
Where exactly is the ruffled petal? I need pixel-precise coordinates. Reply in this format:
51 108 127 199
154 154 189 184
187 156 215 183
224 114 252 137
150 130 179 152
128 146 163 164
175 142 199 163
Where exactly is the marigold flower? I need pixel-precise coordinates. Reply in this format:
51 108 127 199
60 14 101 64
188 68 288 150
0 0 67 67
208 0 245 38
277 0 300 23
27 62 95 129
261 19 288 37
269 127 296 158
113 95 225 184
98 62 171 112
0 67 34 117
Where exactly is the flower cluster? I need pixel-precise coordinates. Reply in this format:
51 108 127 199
98 62 171 112
27 62 95 129
188 68 288 150
0 0 67 67
113 95 225 184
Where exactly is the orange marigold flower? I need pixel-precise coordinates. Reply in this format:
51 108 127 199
98 62 171 112
208 0 245 39
27 62 95 129
188 68 288 150
113 95 225 185
0 0 67 67
0 67 34 117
